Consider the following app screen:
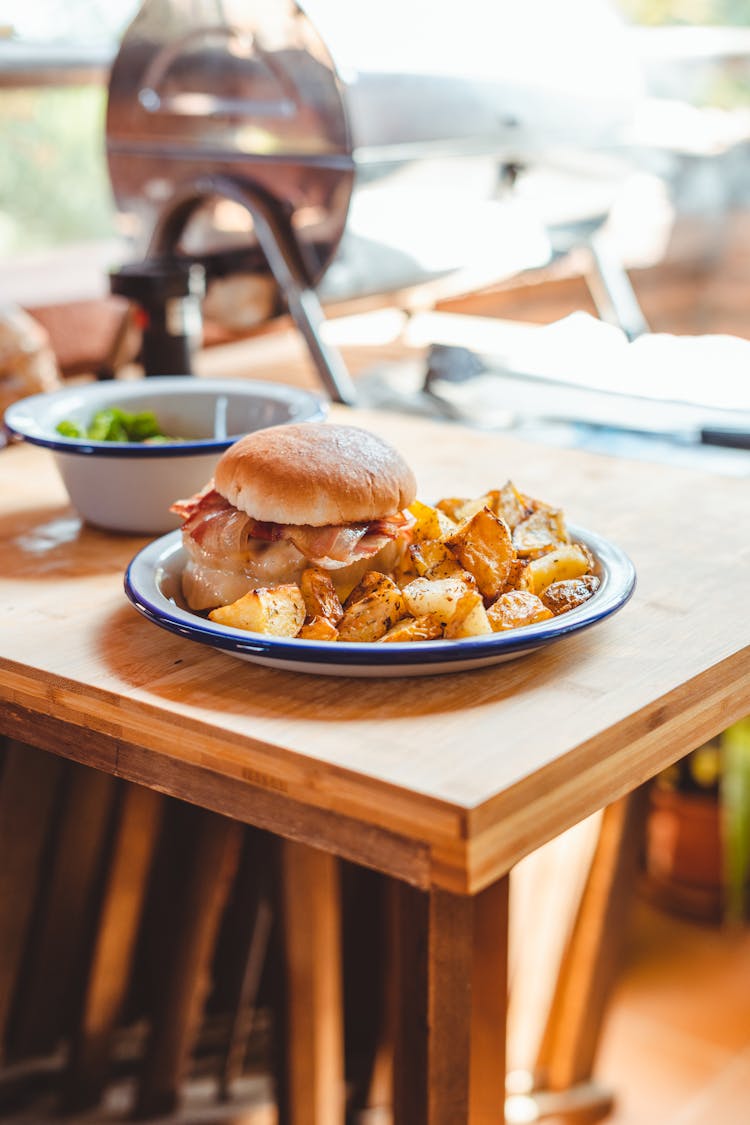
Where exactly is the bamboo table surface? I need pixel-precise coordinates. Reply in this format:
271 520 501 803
2 402 749 895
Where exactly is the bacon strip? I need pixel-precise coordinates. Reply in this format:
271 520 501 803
286 524 368 563
171 487 412 568
170 484 224 521
171 489 251 559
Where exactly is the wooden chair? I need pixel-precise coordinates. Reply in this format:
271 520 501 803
0 739 65 1065
0 742 272 1119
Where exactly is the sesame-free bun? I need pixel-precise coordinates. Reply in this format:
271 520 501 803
214 423 417 526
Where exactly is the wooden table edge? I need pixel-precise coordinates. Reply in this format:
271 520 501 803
4 647 749 895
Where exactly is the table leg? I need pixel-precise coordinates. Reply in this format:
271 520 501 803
218 828 276 1101
393 877 509 1125
0 741 63 1061
10 761 118 1059
470 879 510 1123
135 806 243 1118
65 782 163 1112
534 790 647 1101
279 839 346 1125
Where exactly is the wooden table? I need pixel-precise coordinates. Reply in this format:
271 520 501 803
2 402 749 1125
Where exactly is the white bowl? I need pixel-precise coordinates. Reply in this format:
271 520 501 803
4 377 327 534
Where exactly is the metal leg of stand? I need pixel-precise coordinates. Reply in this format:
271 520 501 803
147 174 358 406
584 233 649 342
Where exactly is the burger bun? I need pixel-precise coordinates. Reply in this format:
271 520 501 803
214 422 417 526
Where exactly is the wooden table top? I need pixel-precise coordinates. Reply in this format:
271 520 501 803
2 402 749 894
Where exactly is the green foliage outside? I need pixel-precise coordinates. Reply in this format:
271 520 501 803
0 86 116 255
661 718 750 923
617 1 750 108
619 0 750 25
721 718 750 923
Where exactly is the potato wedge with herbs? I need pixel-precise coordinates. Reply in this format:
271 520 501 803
380 614 444 643
409 539 473 582
426 557 477 584
517 543 592 597
391 550 419 587
299 566 343 624
401 575 475 626
512 507 569 559
443 590 493 639
344 570 390 607
444 507 515 599
298 615 340 641
408 499 456 542
503 558 528 592
209 585 305 636
541 574 600 615
487 589 554 632
337 575 406 642
496 480 534 530
436 496 469 522
450 491 503 525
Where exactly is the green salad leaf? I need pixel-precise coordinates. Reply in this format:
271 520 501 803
56 407 172 443
56 419 84 438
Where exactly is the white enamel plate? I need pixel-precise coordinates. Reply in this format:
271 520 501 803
124 526 635 678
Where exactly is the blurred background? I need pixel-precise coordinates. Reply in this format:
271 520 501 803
1 0 750 341
1 4 749 1125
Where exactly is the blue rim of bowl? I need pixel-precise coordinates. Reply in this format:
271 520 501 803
124 525 636 669
3 380 328 457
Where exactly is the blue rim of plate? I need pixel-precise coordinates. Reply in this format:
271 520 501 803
3 380 328 457
124 525 636 670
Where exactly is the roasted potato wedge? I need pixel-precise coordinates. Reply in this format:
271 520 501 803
487 589 554 632
409 538 452 575
496 480 534 530
298 615 340 641
512 507 569 559
450 490 502 525
444 507 515 599
503 558 528 592
517 543 592 597
541 574 600 615
409 539 472 582
344 570 390 607
443 590 493 639
401 575 475 626
299 566 343 624
209 585 305 636
391 549 419 587
435 496 469 521
337 574 406 642
408 498 456 542
379 614 444 643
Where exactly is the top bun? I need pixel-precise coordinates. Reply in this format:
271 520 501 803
214 422 417 526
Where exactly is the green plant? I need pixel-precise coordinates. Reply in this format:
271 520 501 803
652 717 750 923
720 717 750 922
617 0 750 26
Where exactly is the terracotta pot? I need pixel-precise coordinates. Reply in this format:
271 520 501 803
644 787 723 922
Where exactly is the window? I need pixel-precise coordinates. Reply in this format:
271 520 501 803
0 1 138 272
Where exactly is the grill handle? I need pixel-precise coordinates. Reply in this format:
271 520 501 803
147 175 357 406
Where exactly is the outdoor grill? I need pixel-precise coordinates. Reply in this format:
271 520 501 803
105 0 644 401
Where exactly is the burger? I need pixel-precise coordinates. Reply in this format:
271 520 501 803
171 422 417 611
